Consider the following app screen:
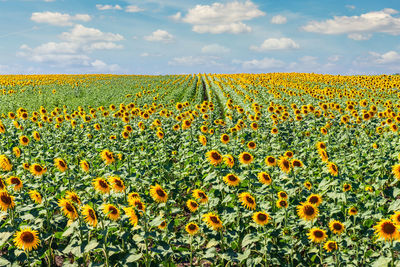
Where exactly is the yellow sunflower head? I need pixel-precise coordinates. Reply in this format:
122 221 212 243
192 189 208 204
186 199 199 212
276 199 288 209
123 207 138 226
108 176 125 193
185 222 200 235
81 204 97 227
374 219 400 241
223 154 235 168
54 158 68 172
0 190 15 211
238 192 256 210
265 156 276 166
93 178 110 194
257 172 272 185
150 184 168 203
297 202 319 221
323 240 338 252
206 150 223 166
329 220 345 235
223 173 241 187
202 212 223 231
307 228 327 243
58 198 78 220
29 190 42 204
238 152 253 165
278 156 291 173
252 211 270 226
29 163 47 177
6 176 23 191
103 204 120 221
307 194 322 207
13 227 40 251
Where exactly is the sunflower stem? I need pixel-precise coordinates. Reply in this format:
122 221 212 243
319 243 323 265
190 235 193 267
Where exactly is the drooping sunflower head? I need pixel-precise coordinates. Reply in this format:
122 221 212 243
58 198 78 220
252 211 269 226
304 181 312 190
123 207 138 226
103 204 120 221
297 202 319 221
7 176 23 191
265 156 276 166
186 199 199 212
206 150 223 166
92 178 110 194
81 204 97 227
316 141 327 151
348 207 358 216
276 199 288 209
329 220 345 235
192 189 208 204
278 156 291 173
0 155 12 171
0 190 15 211
13 147 21 158
374 219 400 241
223 173 241 187
150 184 168 203
130 198 146 212
343 183 352 192
32 131 41 141
13 227 40 251
257 172 272 185
185 222 200 235
30 163 46 177
307 194 322 207
203 212 223 231
100 149 115 165
238 192 256 210
327 162 339 176
319 149 329 162
128 192 141 201
54 158 67 172
307 228 327 243
323 240 338 252
198 135 207 146
80 160 90 172
29 190 42 204
239 152 253 165
158 220 167 230
65 191 81 205
108 176 125 193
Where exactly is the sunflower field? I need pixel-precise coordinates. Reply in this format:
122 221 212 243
0 73 400 266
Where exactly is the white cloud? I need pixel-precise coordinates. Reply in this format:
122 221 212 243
201 44 230 54
126 5 144 13
250 37 299 51
31 11 91 26
144 29 174 42
271 15 287 24
236 57 286 69
302 9 400 39
60 24 124 43
347 33 372 40
96 4 122 11
170 12 181 21
369 51 400 64
179 1 265 34
168 56 221 66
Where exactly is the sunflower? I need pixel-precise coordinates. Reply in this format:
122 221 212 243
316 142 327 151
307 228 327 243
80 160 90 172
13 227 40 251
13 147 21 158
54 158 67 172
123 207 138 226
343 183 352 192
158 220 167 230
0 190 15 211
128 192 141 201
92 178 110 194
220 134 230 144
247 141 256 150
0 177 5 191
81 205 98 227
276 199 288 209
238 192 256 210
271 127 278 134
329 220 345 235
65 191 81 205
58 198 78 220
277 191 288 200
297 202 319 221
29 163 46 176
252 211 269 226
304 181 312 190
307 194 322 207
186 199 199 212
185 222 200 235
239 152 253 165
32 131 41 141
192 189 208 204
6 176 23 191
324 240 338 252
284 151 294 158
327 162 339 176
203 213 223 231
130 198 146 212
319 149 329 162
392 164 400 180
221 155 233 168
29 190 42 204
206 150 223 166
100 149 115 165
150 184 168 203
22 162 30 170
265 156 276 166
291 159 303 168
108 176 125 192
19 135 29 146
257 172 272 185
348 207 358 216
374 219 400 241
102 204 120 221
0 155 13 171
199 135 207 146
223 173 241 187
278 157 291 173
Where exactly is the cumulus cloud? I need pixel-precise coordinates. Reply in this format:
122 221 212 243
271 15 287 24
170 12 181 21
31 11 91 26
235 57 286 69
144 29 174 42
369 50 400 64
179 1 265 34
201 44 230 54
126 5 144 13
96 4 122 10
302 8 400 39
250 37 299 51
168 56 221 66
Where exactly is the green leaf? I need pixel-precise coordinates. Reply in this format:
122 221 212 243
237 249 251 262
126 252 143 263
0 257 10 265
372 256 391 267
0 232 13 247
149 216 164 227
206 239 219 248
84 240 98 253
241 233 259 247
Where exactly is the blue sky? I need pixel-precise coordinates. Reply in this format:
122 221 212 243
0 0 399 74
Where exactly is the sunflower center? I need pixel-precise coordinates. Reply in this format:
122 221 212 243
283 160 290 169
382 222 396 234
109 207 117 214
279 200 286 207
190 202 198 208
268 158 275 163
246 196 254 204
188 224 197 231
304 205 315 216
1 195 11 205
89 209 95 219
59 161 65 168
243 154 251 161
22 137 28 143
21 232 34 243
115 180 122 187
257 213 267 221
99 180 108 188
223 135 228 141
314 230 323 238
344 185 350 190
228 175 237 182
210 216 219 224
11 178 20 185
211 152 221 160
293 161 301 167
280 193 287 198
156 189 166 197
333 223 342 231
328 242 336 250
309 196 318 204
331 165 338 172
65 203 74 212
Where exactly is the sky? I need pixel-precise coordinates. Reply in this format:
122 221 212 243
0 0 399 75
